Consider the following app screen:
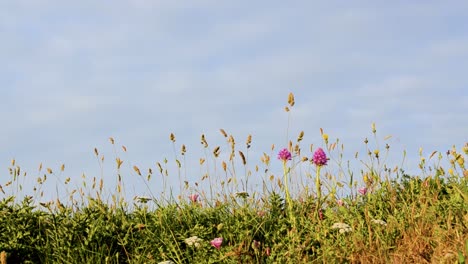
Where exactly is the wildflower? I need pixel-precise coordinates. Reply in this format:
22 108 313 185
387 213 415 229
373 149 379 158
184 236 203 248
319 209 324 220
358 187 368 195
251 240 261 250
371 219 387 226
463 143 468 155
157 261 175 264
189 194 199 203
277 148 292 161
312 148 327 166
331 222 352 233
211 237 223 250
336 199 344 206
265 247 271 256
257 210 266 217
322 133 329 143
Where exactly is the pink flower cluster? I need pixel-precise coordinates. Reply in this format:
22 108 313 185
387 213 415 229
277 148 292 161
312 148 327 166
189 194 199 203
358 187 368 195
210 237 223 250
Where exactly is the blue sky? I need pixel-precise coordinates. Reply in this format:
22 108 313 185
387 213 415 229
1 1 467 201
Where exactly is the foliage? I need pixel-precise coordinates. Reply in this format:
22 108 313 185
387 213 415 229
1 93 467 263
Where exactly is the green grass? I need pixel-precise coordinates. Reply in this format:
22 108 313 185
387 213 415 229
1 93 467 263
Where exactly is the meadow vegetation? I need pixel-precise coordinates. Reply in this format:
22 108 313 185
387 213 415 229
1 93 467 263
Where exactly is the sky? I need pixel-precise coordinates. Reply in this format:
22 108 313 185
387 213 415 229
1 1 467 203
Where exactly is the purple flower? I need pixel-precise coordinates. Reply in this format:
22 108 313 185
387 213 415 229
358 187 368 195
189 194 199 203
277 148 292 161
211 237 223 250
312 148 327 166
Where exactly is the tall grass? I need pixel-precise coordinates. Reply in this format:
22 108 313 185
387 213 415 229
0 93 467 263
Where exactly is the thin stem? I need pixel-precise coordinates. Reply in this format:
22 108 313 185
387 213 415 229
316 166 322 216
282 161 296 227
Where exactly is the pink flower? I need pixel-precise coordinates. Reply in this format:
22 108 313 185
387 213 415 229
312 148 327 166
337 199 344 206
319 209 324 220
189 194 199 203
257 210 266 217
265 247 271 256
358 187 368 195
210 237 223 250
277 148 292 161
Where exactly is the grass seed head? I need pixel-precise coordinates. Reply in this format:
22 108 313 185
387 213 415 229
297 131 304 142
288 92 295 107
239 151 246 165
220 128 228 137
133 165 141 176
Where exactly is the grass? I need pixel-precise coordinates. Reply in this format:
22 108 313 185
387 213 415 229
1 93 467 263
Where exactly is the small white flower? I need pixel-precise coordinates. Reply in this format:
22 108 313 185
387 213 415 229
184 236 203 248
371 219 387 226
331 222 352 233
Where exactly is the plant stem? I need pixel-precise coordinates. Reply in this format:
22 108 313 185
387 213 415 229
316 166 322 217
282 161 296 227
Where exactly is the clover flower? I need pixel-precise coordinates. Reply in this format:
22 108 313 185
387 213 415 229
312 148 327 166
371 219 387 226
184 236 203 248
358 187 368 195
331 222 352 233
336 199 344 206
277 148 292 161
189 194 199 203
211 237 223 250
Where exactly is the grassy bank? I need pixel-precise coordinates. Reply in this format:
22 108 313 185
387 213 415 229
1 94 467 263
